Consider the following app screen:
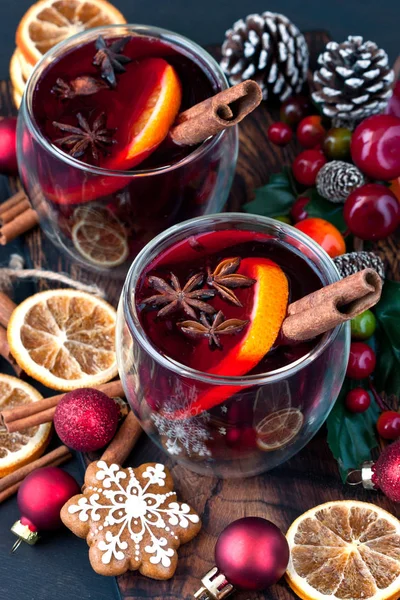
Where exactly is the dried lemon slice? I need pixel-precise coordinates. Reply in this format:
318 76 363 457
8 289 118 391
0 374 51 477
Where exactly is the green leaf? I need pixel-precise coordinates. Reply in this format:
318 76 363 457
243 168 296 217
374 280 400 398
304 188 347 233
326 382 380 482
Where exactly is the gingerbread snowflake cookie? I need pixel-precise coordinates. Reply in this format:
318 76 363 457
61 461 201 578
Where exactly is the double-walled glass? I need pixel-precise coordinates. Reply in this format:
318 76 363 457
17 25 238 276
116 214 350 478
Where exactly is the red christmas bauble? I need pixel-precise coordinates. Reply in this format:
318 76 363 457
372 441 400 503
54 388 120 452
351 115 400 180
344 183 400 241
17 466 79 531
0 117 18 175
215 517 289 590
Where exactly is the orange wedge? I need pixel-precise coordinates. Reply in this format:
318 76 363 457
16 0 126 66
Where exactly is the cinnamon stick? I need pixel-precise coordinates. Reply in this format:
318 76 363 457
0 198 31 225
0 446 72 504
2 379 124 432
0 291 17 328
0 325 21 376
101 411 142 466
170 80 262 146
0 208 39 245
0 190 27 215
282 269 382 343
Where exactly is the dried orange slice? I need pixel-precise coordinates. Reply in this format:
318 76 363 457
7 289 118 391
71 205 128 267
9 49 26 107
16 0 126 66
0 374 51 477
256 408 303 451
286 500 400 600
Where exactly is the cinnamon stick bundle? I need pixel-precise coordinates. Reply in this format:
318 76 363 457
0 208 39 245
282 269 382 343
170 80 262 146
0 325 21 376
1 379 125 433
0 291 17 328
100 411 142 466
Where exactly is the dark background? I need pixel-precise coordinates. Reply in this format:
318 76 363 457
0 2 398 600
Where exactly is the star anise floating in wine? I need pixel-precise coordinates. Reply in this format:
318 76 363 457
51 76 108 100
53 112 116 161
178 311 248 349
207 257 256 307
142 273 216 319
93 35 132 88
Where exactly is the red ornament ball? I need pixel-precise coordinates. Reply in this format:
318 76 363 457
346 342 376 379
344 183 400 241
17 467 79 531
267 122 292 146
215 517 289 590
290 196 309 222
296 116 326 148
351 115 400 180
0 117 18 175
54 388 120 452
345 388 371 413
292 150 327 186
377 411 400 441
372 440 400 503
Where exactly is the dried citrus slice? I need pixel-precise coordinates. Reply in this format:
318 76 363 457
9 49 26 104
7 289 118 391
16 0 126 66
256 408 303 451
286 500 400 600
0 374 51 477
71 205 129 267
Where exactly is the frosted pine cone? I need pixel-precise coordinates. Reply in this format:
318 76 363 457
221 12 309 101
316 161 365 203
312 36 394 128
333 251 385 280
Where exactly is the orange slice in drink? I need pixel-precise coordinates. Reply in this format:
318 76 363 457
0 374 51 477
286 500 400 600
255 408 303 451
16 0 126 66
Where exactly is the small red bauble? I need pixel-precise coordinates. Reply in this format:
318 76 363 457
267 122 292 146
351 115 400 180
346 342 376 379
0 117 18 175
17 467 80 531
215 517 289 590
296 116 326 148
290 196 309 222
54 388 120 452
377 411 400 440
292 150 327 186
344 183 400 241
294 217 346 258
345 388 371 413
371 440 400 502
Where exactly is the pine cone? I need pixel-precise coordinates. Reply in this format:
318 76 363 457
316 161 365 203
312 36 394 128
333 251 385 280
221 12 309 101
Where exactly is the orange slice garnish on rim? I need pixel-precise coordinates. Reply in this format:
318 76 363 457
16 0 126 66
256 408 304 451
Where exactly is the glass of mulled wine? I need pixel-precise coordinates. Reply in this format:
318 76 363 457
17 25 238 275
116 213 350 478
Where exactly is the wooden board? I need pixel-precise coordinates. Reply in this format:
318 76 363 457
1 31 398 600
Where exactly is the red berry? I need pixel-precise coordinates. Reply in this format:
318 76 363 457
280 96 311 127
295 217 346 258
292 149 327 186
346 342 376 379
345 388 371 413
267 122 292 146
344 183 400 241
376 411 400 440
296 116 326 148
386 80 400 119
290 196 309 222
351 115 400 180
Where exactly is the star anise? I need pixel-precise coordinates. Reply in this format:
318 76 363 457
207 257 256 307
178 311 248 349
142 273 216 319
52 76 108 100
93 35 132 88
52 112 116 162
